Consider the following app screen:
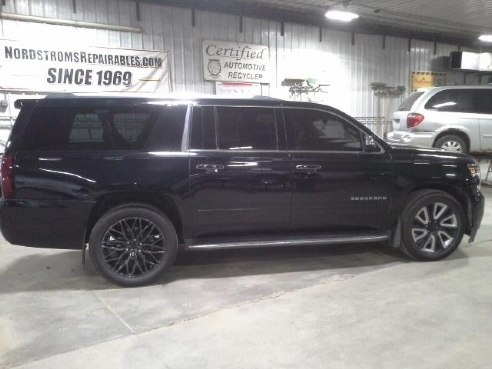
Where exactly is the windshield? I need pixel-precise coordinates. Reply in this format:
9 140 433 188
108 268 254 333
397 91 424 111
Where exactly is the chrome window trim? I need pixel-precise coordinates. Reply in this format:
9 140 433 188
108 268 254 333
181 104 192 152
187 148 386 155
195 104 280 109
188 149 284 154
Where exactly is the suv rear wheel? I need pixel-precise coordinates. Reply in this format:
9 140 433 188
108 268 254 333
401 190 465 261
433 134 468 154
89 205 178 287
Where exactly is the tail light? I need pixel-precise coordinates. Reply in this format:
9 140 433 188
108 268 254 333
407 113 425 128
1 154 15 199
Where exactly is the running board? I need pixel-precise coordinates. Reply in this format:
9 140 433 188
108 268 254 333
186 234 389 250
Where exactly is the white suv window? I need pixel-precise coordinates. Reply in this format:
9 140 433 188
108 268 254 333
424 90 476 112
397 91 424 111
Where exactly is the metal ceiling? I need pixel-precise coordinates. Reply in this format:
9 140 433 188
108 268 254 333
281 0 492 37
152 0 492 48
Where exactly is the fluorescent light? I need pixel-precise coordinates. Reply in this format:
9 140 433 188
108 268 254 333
325 10 359 22
479 34 492 42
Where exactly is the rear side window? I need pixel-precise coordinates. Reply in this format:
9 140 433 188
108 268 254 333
145 105 187 151
424 90 476 112
22 104 163 151
216 107 277 150
284 108 362 151
475 90 492 114
398 92 424 111
190 106 216 150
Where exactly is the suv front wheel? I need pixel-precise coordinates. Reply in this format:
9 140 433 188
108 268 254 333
89 204 178 286
401 190 465 261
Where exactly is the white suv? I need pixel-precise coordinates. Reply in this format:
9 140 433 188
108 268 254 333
387 85 492 154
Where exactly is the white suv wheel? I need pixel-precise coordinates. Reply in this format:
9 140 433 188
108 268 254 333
434 135 468 154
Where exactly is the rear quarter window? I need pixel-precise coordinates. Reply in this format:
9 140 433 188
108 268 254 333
397 92 424 111
21 104 167 151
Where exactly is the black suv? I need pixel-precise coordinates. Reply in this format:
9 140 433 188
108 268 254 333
0 95 484 286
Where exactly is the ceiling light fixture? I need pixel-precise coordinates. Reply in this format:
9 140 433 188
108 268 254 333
479 34 492 42
325 9 359 22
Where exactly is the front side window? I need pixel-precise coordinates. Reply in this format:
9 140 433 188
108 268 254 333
216 107 277 150
424 90 476 112
284 108 362 151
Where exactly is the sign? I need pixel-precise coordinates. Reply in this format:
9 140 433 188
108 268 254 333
411 71 446 92
215 81 261 96
0 39 171 93
203 39 270 84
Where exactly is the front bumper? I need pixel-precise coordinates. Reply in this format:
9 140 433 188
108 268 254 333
468 187 485 243
387 130 437 148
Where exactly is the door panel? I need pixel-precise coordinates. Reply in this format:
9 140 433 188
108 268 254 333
188 105 291 239
189 152 291 237
283 107 393 233
479 116 492 151
476 90 492 151
289 151 393 232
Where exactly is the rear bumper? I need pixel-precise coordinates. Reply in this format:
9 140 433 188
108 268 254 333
387 130 437 148
0 199 95 250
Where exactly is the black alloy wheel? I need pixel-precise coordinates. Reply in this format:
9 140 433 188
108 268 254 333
401 190 464 260
89 205 178 286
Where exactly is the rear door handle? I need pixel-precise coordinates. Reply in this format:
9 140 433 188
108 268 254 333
196 164 224 171
296 164 322 171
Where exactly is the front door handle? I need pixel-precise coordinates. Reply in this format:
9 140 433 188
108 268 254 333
296 164 322 171
196 163 224 171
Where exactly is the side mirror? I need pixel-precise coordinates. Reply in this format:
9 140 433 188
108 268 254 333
364 135 381 152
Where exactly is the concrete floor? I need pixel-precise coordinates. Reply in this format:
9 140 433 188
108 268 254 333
1 188 491 369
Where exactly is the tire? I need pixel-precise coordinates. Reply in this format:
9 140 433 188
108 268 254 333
400 190 465 261
89 204 178 287
433 134 468 154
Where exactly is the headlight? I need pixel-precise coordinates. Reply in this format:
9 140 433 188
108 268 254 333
468 162 480 175
468 161 481 189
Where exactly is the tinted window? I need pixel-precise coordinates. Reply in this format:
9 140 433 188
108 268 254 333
398 91 424 111
284 108 362 151
23 107 70 150
146 105 187 151
23 104 162 151
190 106 216 150
216 107 277 150
69 113 104 143
424 90 476 112
475 90 492 114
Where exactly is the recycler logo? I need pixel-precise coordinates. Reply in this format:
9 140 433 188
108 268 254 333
207 59 221 76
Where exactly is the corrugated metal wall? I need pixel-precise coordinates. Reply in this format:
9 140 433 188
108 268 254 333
0 0 475 135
